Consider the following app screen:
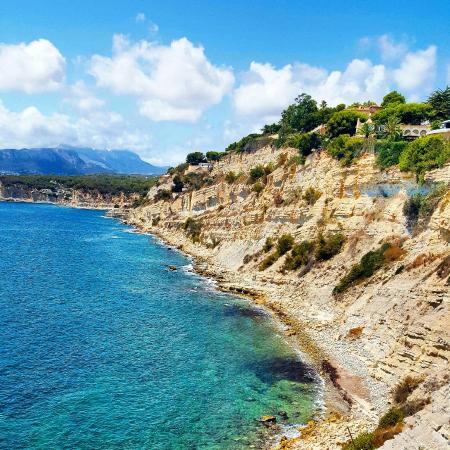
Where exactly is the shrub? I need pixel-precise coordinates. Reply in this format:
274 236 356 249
403 185 449 233
154 189 172 202
283 240 314 271
253 181 264 194
328 135 365 166
327 110 367 138
286 132 321 157
315 233 345 261
205 151 223 161
288 154 305 166
334 243 391 294
399 135 450 181
249 165 265 182
375 140 408 168
186 152 206 165
259 252 279 271
383 245 406 262
225 171 238 184
303 187 322 205
393 376 421 404
226 133 262 153
348 326 364 338
378 408 403 429
263 237 274 252
264 163 275 175
172 174 184 192
183 218 202 243
342 432 375 450
277 234 295 255
400 397 431 417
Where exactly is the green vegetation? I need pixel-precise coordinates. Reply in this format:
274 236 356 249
399 135 450 181
303 187 322 205
286 132 322 157
249 165 265 182
205 151 224 161
375 140 408 168
276 234 295 255
327 135 365 166
373 102 432 125
427 86 450 121
263 237 274 252
258 251 279 271
186 152 207 165
342 432 375 450
327 110 367 138
315 233 345 261
225 171 238 184
381 90 406 108
226 133 262 153
252 181 264 194
283 240 313 271
334 243 392 294
183 217 202 242
0 174 157 197
378 408 403 429
154 189 172 201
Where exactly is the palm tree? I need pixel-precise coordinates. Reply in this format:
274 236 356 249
384 116 402 140
358 121 375 138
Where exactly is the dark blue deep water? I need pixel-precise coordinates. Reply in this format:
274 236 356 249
0 202 319 449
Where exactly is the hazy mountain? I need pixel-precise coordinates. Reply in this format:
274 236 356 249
0 147 167 175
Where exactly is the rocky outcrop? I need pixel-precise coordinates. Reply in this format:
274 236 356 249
126 145 449 449
0 181 137 209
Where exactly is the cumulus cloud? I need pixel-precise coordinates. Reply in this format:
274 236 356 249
0 39 65 93
378 35 408 61
0 100 153 157
233 59 388 122
393 46 436 92
89 35 234 122
233 43 439 124
66 80 105 111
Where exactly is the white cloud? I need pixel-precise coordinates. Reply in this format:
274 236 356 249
393 46 436 92
378 35 408 61
233 58 389 121
66 81 105 111
148 22 159 33
0 39 65 93
89 35 234 122
135 13 146 23
0 100 153 157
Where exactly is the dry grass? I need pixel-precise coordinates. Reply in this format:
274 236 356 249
393 376 422 404
406 253 440 271
372 423 403 447
348 326 364 339
383 245 406 262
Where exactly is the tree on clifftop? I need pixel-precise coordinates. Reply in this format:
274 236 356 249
186 152 206 165
427 86 450 121
381 90 406 108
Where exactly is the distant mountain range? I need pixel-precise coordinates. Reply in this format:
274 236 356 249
0 147 167 176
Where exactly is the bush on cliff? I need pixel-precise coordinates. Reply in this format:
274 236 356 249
342 432 375 450
303 187 322 205
258 252 279 271
154 189 172 202
276 234 295 255
327 134 365 166
183 218 202 243
326 110 367 138
283 240 314 271
399 135 450 181
334 243 392 294
315 233 346 261
375 140 408 168
286 132 322 157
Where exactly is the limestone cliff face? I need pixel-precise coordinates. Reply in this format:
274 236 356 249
128 145 449 449
0 181 137 209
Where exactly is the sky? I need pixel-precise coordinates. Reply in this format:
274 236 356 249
0 0 449 166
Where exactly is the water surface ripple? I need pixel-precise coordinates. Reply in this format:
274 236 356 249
0 203 319 449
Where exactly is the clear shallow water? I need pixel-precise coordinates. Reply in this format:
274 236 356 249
0 202 319 449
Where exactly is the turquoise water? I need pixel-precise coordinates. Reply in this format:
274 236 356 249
0 202 319 449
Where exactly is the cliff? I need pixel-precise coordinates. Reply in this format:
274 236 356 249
126 145 449 449
0 179 137 210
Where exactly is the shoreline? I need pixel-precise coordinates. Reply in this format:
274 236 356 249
123 220 379 448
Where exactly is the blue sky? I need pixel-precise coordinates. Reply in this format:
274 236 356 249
0 0 449 165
